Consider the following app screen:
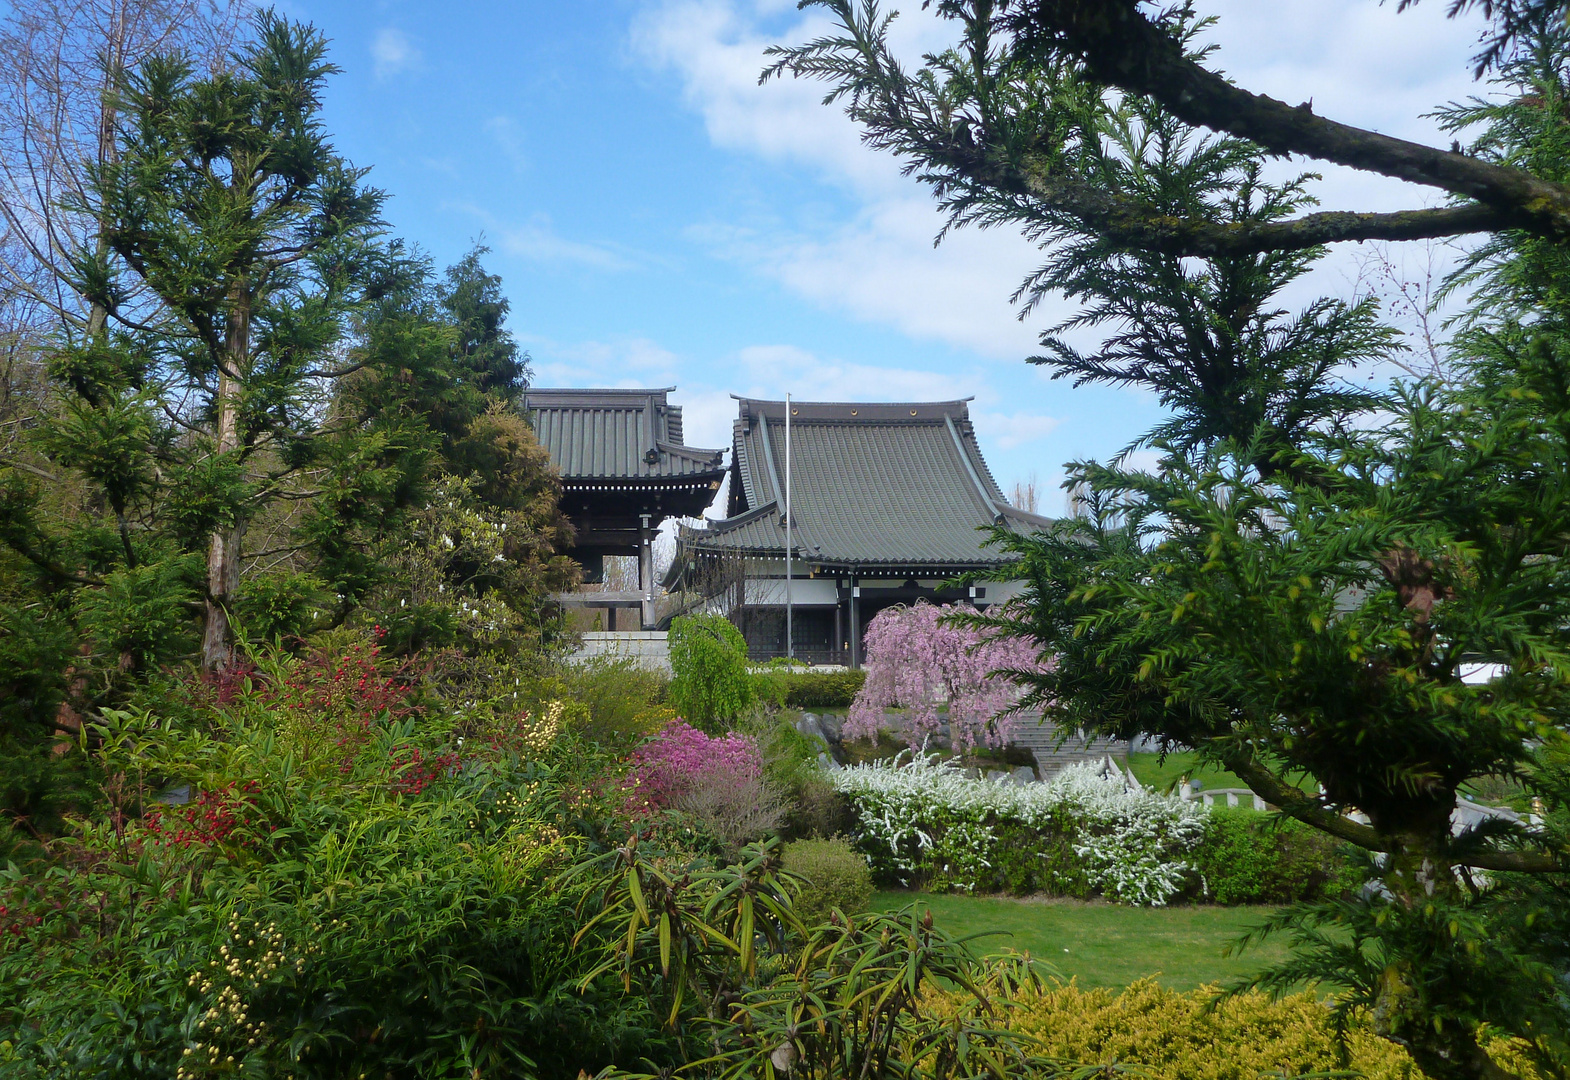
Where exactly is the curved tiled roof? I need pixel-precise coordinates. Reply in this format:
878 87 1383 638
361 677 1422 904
679 397 1052 572
523 388 725 482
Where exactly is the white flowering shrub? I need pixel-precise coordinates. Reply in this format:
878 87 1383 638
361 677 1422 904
827 754 1207 905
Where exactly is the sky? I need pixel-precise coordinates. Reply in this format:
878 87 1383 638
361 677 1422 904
274 0 1495 515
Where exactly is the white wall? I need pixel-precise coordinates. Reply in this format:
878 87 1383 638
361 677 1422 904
743 577 839 607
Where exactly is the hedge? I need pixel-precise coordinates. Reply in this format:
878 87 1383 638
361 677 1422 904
755 668 867 709
970 980 1423 1080
1195 806 1356 904
829 754 1358 906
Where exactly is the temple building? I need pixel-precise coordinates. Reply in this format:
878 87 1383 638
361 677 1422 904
664 397 1053 665
524 387 726 629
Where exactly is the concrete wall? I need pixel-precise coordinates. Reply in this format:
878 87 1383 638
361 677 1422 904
569 630 671 673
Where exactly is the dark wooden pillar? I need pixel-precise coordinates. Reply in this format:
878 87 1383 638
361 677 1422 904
833 596 843 665
849 577 861 669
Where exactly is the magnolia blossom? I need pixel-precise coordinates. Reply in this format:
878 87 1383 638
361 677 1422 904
846 601 1047 750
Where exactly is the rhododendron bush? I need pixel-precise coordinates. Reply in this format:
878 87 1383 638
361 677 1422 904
828 754 1206 905
619 721 784 852
622 720 762 811
847 601 1046 749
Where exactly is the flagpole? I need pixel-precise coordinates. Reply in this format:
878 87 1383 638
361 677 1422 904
784 393 793 661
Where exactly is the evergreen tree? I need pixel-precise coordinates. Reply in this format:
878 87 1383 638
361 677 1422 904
57 10 387 671
771 6 1570 1078
333 247 576 659
0 23 577 827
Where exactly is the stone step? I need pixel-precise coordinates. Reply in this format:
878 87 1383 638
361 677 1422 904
1009 712 1128 779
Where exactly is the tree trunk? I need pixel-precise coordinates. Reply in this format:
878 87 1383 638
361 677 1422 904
201 281 247 673
1370 808 1520 1080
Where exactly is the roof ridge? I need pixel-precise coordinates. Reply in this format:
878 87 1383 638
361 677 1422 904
944 414 1003 523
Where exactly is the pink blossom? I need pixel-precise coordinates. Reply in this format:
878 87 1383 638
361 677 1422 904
845 601 1048 750
622 720 762 813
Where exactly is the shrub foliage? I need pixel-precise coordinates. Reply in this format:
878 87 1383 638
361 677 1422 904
667 614 755 729
830 754 1206 904
781 837 874 925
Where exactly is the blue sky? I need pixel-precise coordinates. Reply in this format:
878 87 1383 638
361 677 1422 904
285 0 1490 514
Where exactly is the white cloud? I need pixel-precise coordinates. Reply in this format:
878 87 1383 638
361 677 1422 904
744 199 1046 358
633 0 1497 361
634 0 1055 359
484 116 529 173
972 410 1062 451
442 201 636 272
501 219 634 271
669 387 742 454
524 335 682 388
734 344 974 402
371 28 420 82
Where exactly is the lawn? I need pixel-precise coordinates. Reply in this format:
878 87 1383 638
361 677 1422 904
871 891 1292 992
1125 751 1320 797
1124 750 1253 795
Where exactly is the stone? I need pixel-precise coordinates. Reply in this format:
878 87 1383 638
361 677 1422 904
817 713 843 743
985 769 1011 784
1010 765 1038 785
795 713 829 744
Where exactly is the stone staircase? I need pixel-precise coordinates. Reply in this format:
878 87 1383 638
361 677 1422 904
1009 711 1128 780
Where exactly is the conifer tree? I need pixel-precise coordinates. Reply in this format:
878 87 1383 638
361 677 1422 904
771 6 1570 1077
53 10 387 672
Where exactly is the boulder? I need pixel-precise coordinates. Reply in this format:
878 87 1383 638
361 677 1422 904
817 712 843 743
1010 765 1039 785
796 713 829 744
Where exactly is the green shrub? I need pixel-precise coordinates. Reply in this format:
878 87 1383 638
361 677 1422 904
738 712 852 839
973 978 1425 1080
782 669 866 708
0 644 659 1080
1194 807 1353 904
234 570 329 642
752 666 867 709
989 818 1092 898
668 613 755 729
560 654 670 751
783 837 874 924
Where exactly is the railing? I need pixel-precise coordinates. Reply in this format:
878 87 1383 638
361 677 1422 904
1180 787 1269 811
747 646 853 668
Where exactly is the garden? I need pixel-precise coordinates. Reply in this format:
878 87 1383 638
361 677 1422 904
0 604 1508 1078
4 1 1570 1079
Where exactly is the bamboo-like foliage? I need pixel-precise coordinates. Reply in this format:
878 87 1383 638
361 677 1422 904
574 835 1084 1080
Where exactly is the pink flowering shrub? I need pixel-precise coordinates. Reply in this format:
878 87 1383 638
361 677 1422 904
846 601 1046 750
622 720 763 814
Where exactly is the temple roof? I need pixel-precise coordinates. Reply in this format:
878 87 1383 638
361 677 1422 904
673 397 1052 574
523 388 725 483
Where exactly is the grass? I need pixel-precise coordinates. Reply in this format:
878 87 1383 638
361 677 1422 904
871 891 1292 992
1125 751 1320 798
1125 751 1253 795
